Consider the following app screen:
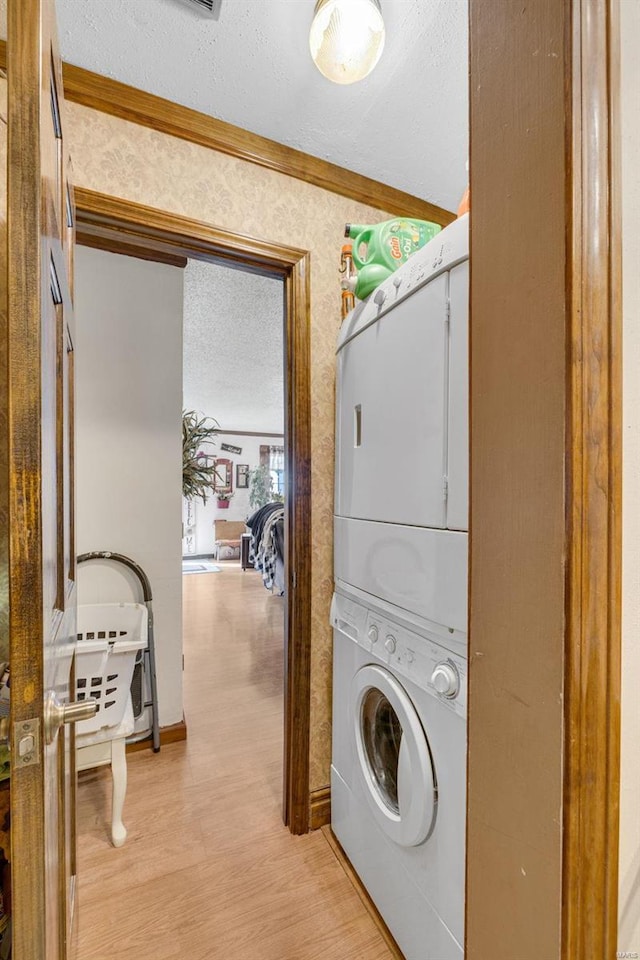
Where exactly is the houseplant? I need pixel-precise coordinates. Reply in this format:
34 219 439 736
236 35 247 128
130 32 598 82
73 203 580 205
249 465 284 510
182 410 220 504
216 491 234 510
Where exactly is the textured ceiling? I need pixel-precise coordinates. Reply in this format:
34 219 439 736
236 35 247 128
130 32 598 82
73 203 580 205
182 259 284 434
50 0 468 212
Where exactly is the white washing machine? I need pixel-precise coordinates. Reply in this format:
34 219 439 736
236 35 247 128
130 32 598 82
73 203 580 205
331 589 466 960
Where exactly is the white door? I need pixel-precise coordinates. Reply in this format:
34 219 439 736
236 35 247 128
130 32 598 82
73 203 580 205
351 663 437 847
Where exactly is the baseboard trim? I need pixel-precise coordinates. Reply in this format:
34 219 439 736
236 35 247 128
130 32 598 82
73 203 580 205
126 717 188 754
322 825 405 960
309 786 331 830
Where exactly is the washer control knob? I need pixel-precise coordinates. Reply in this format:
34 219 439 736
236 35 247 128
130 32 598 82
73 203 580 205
374 288 387 307
367 625 379 644
385 635 397 654
406 650 415 664
393 277 402 290
431 661 459 698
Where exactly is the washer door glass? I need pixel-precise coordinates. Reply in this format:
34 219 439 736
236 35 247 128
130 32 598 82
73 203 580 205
361 688 403 815
352 663 437 847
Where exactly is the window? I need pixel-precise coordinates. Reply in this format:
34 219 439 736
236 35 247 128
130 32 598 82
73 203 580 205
260 444 285 497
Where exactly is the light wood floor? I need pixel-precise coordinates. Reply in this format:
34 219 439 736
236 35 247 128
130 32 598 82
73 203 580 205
74 563 393 960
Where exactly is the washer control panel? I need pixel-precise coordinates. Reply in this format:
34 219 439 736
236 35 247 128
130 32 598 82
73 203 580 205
331 592 467 718
431 660 460 698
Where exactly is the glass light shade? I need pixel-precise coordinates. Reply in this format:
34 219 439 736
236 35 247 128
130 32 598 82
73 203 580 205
309 0 385 85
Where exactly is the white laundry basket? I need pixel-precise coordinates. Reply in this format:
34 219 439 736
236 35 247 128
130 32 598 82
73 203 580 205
76 603 148 736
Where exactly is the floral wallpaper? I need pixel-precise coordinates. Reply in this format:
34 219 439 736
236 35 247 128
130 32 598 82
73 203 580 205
65 102 392 793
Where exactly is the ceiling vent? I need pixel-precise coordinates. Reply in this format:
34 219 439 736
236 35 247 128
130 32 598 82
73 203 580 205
185 0 221 15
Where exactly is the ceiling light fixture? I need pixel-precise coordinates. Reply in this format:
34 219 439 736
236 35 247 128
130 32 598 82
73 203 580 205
309 0 385 85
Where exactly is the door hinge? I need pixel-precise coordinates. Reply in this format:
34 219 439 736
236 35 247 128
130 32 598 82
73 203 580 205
12 717 40 768
445 298 451 325
443 476 449 502
292 571 297 589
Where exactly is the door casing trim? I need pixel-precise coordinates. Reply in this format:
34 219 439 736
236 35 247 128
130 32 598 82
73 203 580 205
74 187 313 834
467 0 622 956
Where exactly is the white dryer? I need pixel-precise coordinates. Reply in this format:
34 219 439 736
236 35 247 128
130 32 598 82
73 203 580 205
331 589 466 960
335 214 469 533
334 215 469 630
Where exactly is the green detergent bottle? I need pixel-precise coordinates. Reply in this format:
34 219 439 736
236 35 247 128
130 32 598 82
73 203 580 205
345 218 442 300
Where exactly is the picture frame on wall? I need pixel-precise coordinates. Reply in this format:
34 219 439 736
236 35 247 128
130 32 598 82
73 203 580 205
213 458 233 493
236 464 249 488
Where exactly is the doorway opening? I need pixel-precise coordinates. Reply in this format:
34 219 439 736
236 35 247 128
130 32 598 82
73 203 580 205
73 188 312 835
180 257 287 830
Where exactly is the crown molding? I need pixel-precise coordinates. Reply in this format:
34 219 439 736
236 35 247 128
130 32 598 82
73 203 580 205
0 39 455 226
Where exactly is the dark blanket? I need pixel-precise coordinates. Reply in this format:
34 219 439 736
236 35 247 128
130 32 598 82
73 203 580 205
247 502 283 552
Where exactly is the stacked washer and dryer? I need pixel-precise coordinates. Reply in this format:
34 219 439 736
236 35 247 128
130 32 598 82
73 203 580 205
331 214 469 960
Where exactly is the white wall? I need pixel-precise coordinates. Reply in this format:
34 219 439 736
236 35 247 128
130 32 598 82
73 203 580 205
619 0 640 950
184 432 284 556
75 246 184 728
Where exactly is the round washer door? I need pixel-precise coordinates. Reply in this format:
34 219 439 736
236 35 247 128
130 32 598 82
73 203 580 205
351 663 437 847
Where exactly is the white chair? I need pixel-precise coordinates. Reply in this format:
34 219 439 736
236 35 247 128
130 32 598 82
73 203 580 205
76 701 134 847
75 603 147 847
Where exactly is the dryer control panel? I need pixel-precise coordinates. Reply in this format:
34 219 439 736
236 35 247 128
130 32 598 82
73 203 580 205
331 592 467 719
336 213 469 353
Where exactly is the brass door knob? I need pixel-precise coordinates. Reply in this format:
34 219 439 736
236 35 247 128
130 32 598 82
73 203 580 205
44 692 97 744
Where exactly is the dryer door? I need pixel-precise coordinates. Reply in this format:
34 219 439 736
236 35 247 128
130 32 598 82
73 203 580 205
351 664 436 847
335 273 448 528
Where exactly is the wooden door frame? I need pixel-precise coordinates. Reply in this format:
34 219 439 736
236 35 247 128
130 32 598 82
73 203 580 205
72 187 312 835
468 0 621 957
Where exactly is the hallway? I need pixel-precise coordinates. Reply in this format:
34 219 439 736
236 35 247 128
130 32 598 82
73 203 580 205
73 564 393 960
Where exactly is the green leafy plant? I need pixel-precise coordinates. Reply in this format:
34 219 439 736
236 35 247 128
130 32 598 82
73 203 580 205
182 410 220 504
249 465 276 509
216 490 234 502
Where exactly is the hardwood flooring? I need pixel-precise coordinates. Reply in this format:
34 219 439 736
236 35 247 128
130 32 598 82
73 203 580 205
73 562 393 960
